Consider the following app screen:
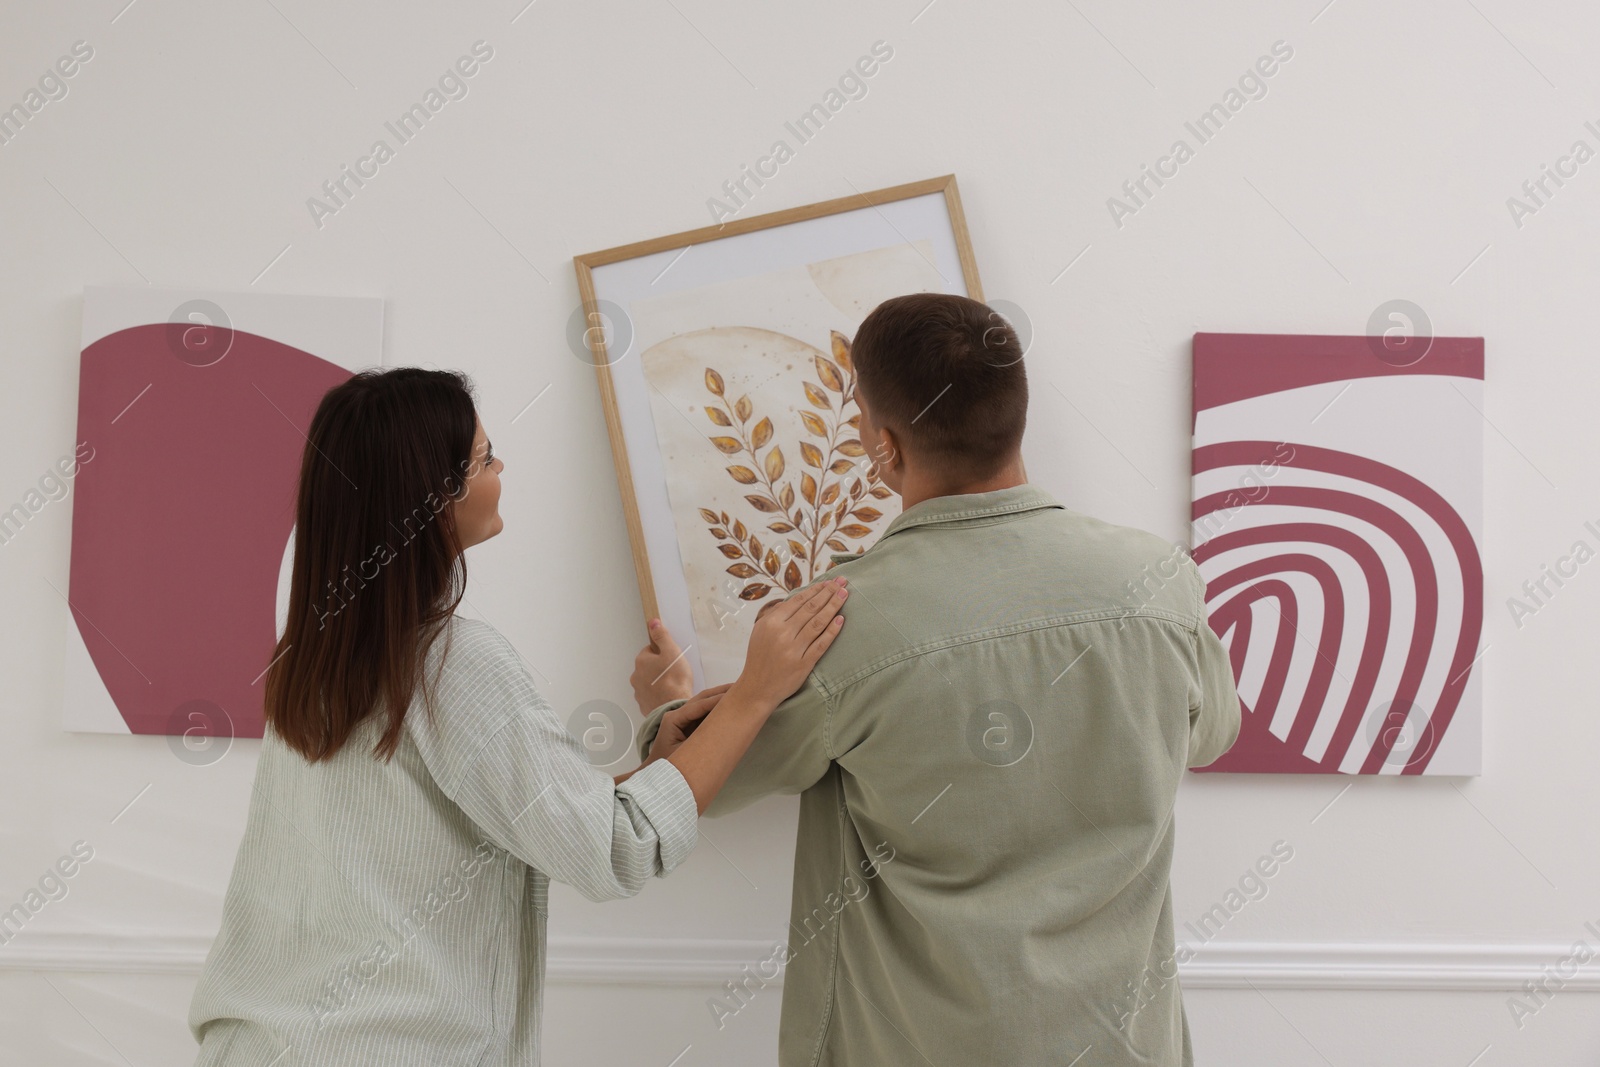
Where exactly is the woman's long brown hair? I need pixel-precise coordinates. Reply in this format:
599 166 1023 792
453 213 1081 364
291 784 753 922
265 367 479 761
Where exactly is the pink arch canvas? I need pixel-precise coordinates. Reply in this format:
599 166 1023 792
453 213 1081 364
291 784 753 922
1190 333 1484 776
63 288 381 739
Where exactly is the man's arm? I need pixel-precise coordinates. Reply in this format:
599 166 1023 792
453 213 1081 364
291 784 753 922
638 675 832 816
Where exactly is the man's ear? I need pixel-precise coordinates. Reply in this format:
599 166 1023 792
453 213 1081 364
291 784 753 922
873 425 902 475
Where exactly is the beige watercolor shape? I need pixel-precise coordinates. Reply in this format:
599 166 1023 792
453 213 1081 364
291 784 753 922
633 241 945 682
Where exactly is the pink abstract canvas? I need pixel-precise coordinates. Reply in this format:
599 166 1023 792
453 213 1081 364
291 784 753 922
64 287 382 739
1190 332 1484 775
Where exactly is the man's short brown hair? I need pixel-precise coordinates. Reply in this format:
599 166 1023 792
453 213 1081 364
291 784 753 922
850 292 1027 477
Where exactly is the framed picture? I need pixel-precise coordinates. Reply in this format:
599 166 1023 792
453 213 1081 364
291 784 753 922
574 175 983 688
1189 331 1485 775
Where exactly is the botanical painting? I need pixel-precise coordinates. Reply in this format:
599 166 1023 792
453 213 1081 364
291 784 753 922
632 241 945 681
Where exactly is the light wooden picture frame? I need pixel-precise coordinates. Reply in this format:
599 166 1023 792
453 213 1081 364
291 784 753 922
573 175 984 689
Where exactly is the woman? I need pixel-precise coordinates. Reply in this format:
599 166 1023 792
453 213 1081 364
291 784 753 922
188 367 847 1065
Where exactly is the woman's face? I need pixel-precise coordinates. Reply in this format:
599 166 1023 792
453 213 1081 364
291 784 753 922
454 419 504 549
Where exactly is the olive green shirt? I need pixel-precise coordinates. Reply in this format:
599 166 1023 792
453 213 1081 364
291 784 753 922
641 483 1241 1067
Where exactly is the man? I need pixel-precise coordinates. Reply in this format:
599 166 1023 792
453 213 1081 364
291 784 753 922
633 292 1241 1066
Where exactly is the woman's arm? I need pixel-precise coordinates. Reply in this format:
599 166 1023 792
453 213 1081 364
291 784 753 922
415 584 841 899
415 630 701 902
635 578 847 813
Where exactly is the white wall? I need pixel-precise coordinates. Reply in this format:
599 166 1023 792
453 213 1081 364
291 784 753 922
3 0 1599 1063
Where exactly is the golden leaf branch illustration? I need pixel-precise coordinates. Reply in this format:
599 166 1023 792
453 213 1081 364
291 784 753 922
696 331 894 603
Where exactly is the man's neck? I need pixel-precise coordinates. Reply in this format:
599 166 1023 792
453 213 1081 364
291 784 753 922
896 456 1028 512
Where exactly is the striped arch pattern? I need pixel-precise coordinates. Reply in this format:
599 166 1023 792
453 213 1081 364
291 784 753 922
1191 441 1483 775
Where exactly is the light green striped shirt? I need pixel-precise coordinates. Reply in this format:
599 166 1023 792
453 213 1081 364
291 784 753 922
190 616 699 1066
641 484 1242 1067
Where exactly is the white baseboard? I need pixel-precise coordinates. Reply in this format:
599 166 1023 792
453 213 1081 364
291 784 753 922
1179 941 1600 991
1 932 1596 992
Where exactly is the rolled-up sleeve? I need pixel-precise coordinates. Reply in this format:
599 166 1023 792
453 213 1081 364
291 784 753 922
614 758 699 873
637 699 683 763
638 679 833 817
450 705 698 901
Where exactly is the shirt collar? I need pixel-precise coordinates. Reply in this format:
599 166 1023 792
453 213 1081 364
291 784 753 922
830 483 1065 563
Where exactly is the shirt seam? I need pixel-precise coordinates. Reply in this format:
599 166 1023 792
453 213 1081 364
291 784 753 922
804 776 848 1067
423 625 529 796
437 713 525 798
821 679 839 763
899 514 1035 533
880 495 1063 541
814 607 1195 695
475 856 511 1066
1190 558 1206 744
